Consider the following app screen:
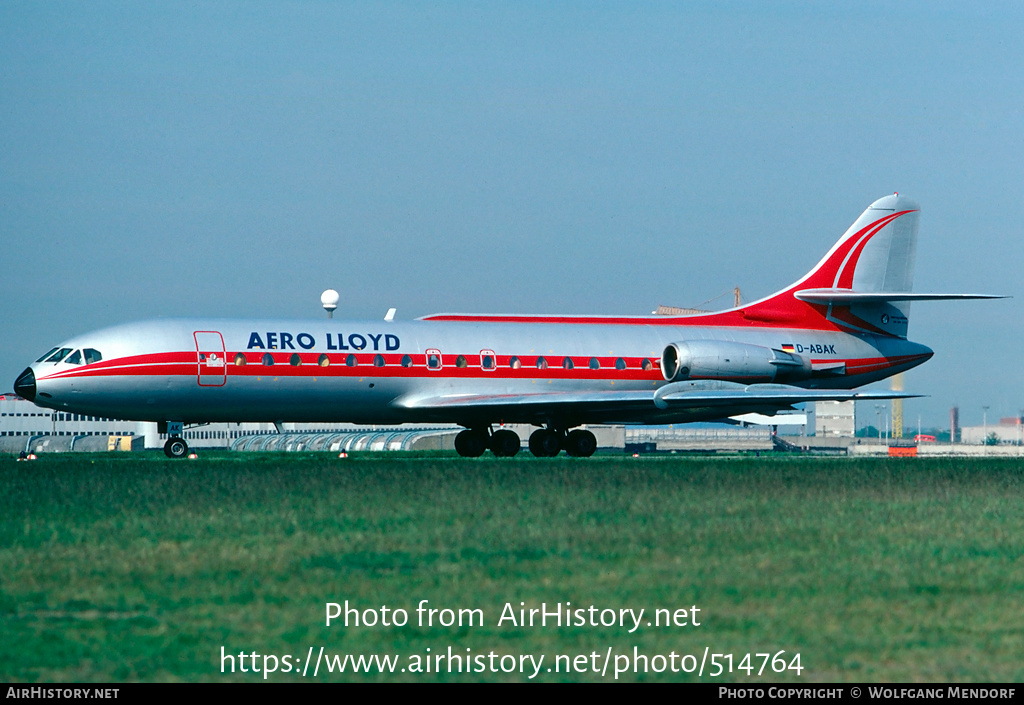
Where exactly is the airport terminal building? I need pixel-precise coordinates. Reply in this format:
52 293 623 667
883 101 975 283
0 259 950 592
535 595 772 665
7 389 1020 456
2 390 800 455
0 392 461 454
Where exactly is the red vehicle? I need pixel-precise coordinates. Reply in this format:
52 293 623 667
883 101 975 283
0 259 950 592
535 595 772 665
914 434 936 443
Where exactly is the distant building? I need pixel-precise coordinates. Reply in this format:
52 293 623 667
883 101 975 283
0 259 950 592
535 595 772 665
815 401 855 438
0 392 460 453
961 420 1024 445
0 393 145 449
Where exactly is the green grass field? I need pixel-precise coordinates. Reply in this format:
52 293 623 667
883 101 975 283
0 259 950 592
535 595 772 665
1 451 1022 682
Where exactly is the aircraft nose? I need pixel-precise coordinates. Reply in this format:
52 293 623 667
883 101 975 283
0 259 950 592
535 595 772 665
14 367 36 402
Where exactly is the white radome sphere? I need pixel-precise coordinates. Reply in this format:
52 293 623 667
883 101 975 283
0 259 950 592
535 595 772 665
321 289 340 311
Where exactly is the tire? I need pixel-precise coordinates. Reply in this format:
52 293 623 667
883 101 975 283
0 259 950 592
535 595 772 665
529 429 562 457
164 437 189 459
490 429 521 457
454 429 487 457
564 429 597 458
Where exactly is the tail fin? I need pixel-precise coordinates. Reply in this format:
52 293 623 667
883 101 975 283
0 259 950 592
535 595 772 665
730 194 1000 337
731 194 921 338
799 193 920 295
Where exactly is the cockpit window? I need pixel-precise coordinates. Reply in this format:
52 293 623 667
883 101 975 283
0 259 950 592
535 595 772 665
83 349 102 364
36 347 59 363
65 350 83 365
44 348 72 363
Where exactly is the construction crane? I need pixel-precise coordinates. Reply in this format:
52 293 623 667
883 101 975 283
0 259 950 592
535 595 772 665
891 373 904 439
654 287 742 316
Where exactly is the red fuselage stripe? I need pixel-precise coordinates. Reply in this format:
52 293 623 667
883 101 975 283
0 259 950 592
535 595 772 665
38 351 930 383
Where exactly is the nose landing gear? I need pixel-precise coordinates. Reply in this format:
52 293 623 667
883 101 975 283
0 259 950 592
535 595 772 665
164 436 189 458
162 421 188 458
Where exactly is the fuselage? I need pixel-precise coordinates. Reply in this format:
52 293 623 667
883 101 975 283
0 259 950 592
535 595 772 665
17 315 933 428
13 194 993 459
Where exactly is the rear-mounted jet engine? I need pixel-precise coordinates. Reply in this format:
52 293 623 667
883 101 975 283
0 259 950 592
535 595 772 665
661 340 811 383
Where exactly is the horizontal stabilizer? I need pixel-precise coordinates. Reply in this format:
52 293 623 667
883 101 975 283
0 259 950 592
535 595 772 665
794 288 1007 304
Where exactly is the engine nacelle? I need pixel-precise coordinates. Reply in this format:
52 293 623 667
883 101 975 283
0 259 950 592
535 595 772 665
661 340 811 383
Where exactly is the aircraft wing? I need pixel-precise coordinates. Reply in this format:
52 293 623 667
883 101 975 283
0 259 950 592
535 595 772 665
652 382 920 407
393 389 656 414
393 382 920 425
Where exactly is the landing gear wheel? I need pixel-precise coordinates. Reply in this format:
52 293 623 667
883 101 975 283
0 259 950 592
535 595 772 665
164 437 189 459
454 429 488 457
490 429 521 457
564 429 597 458
529 429 562 457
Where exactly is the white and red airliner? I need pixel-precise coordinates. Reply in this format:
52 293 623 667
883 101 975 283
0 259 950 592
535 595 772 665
14 194 998 458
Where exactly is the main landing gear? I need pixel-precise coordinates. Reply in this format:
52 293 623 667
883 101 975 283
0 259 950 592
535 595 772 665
454 426 597 458
562 429 598 458
454 428 520 457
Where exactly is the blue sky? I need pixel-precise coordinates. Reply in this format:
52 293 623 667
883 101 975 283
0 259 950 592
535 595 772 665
2 2 1020 429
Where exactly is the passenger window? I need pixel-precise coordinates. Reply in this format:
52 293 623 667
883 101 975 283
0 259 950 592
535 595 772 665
480 350 496 371
234 353 247 366
346 354 357 367
455 355 467 368
36 347 59 363
65 350 83 365
262 353 274 366
536 356 548 369
642 358 653 371
589 357 600 370
83 349 102 364
318 354 330 367
426 349 441 370
562 357 574 370
401 354 413 368
615 358 626 370
290 353 302 366
373 354 385 367
509 356 521 369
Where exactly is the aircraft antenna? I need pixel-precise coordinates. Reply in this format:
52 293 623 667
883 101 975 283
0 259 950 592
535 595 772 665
321 289 340 319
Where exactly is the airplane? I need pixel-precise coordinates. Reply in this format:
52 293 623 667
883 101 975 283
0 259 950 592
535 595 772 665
13 194 1001 458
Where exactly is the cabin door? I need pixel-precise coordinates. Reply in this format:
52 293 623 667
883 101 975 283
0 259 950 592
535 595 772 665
194 331 227 387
